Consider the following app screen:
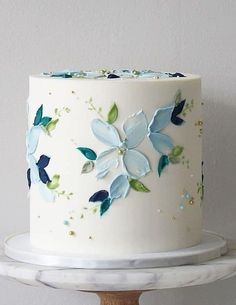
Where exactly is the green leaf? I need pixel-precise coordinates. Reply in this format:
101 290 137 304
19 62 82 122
41 116 52 126
45 119 59 133
168 155 180 164
100 198 112 216
81 161 94 173
47 174 60 190
158 155 169 176
77 147 97 160
129 179 150 192
33 105 43 126
107 103 118 124
174 90 182 105
170 145 184 157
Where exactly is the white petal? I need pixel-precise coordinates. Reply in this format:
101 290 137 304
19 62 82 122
26 126 42 155
27 155 40 184
91 119 121 147
148 132 174 155
96 148 119 178
148 106 174 133
110 175 130 200
38 182 56 202
123 110 147 149
123 149 150 178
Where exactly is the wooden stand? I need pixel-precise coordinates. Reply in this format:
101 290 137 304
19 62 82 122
96 291 143 305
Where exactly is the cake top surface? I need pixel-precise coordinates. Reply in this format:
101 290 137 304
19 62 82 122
36 69 199 80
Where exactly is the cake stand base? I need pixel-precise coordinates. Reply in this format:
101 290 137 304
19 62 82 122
96 291 143 305
4 231 227 269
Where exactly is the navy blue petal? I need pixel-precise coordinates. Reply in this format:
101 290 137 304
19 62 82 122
171 99 186 126
39 168 51 184
169 72 186 77
100 198 112 216
37 155 50 169
107 74 120 79
33 105 43 126
27 168 31 188
89 190 109 202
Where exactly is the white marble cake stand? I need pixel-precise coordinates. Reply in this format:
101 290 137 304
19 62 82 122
1 238 236 305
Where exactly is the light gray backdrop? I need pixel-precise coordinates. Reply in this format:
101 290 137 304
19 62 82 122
0 0 236 304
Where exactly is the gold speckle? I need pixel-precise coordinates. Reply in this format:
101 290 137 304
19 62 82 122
188 198 194 205
71 90 75 94
69 216 74 220
89 236 93 240
172 216 176 220
69 230 75 236
80 214 84 219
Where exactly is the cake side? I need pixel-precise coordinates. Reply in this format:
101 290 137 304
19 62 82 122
27 74 203 255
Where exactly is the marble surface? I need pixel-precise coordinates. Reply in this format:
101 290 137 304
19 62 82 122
4 232 227 269
0 240 236 292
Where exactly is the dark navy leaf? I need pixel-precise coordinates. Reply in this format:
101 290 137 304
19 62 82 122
77 147 97 160
89 190 109 202
27 168 31 188
158 155 169 177
41 116 52 126
107 74 120 79
100 198 112 216
169 72 186 77
171 99 186 126
39 168 51 184
33 105 43 126
37 155 50 169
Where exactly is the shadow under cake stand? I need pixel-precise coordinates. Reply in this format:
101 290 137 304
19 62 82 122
1 232 236 305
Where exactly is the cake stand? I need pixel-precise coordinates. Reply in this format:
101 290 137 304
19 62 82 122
1 238 236 305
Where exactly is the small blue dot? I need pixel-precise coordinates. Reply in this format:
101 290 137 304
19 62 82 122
179 203 185 210
63 220 69 226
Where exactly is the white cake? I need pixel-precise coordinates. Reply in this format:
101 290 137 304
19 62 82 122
26 70 203 255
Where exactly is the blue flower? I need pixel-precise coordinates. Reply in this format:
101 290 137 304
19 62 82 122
91 110 150 179
148 106 174 155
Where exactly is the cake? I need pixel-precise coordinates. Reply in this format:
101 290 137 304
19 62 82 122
26 69 203 256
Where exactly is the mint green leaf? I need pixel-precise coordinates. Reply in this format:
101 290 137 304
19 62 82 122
47 174 60 190
129 179 150 192
170 145 184 157
41 116 52 126
81 161 94 173
100 197 112 216
45 119 59 133
158 155 169 176
174 90 182 105
107 103 118 124
169 155 180 164
33 105 43 126
77 147 97 160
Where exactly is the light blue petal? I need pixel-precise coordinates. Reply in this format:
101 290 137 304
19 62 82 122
91 119 121 147
27 155 40 184
148 132 173 155
110 175 130 200
149 106 174 133
38 182 56 202
123 110 147 149
123 149 150 178
26 126 42 155
96 148 119 178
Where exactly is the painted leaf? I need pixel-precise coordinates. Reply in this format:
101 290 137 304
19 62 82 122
123 149 150 178
39 168 51 184
123 110 147 149
95 148 118 178
81 161 94 173
171 99 186 126
47 174 60 190
148 132 173 155
171 145 184 157
158 155 169 176
107 103 118 124
129 179 150 192
41 116 52 126
91 119 121 147
168 155 180 164
89 190 109 202
37 155 50 169
174 90 182 104
33 105 43 126
77 147 97 160
110 175 130 200
45 119 59 133
148 106 174 133
27 168 31 188
100 197 112 216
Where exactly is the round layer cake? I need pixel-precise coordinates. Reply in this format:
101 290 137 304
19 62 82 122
26 70 203 255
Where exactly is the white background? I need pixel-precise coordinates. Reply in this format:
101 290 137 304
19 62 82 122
0 1 236 304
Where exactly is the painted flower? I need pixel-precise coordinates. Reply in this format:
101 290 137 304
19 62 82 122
91 110 150 179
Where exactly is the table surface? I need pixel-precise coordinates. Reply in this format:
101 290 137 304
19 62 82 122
0 240 236 292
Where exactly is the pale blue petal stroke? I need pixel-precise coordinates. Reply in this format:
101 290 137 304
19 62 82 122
123 149 151 178
110 175 130 200
148 132 173 155
91 119 121 147
96 148 119 179
26 126 42 155
38 182 56 202
123 110 148 149
148 106 174 133
27 155 40 184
